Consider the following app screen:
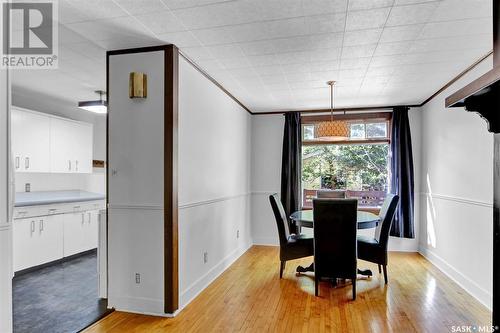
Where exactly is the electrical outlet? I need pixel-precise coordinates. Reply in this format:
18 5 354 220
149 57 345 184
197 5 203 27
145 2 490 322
237 230 240 239
203 252 208 264
135 273 141 284
25 183 30 192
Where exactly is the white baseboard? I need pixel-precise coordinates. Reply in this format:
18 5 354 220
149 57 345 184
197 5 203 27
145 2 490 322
108 295 170 316
179 240 253 311
252 236 278 246
419 246 492 310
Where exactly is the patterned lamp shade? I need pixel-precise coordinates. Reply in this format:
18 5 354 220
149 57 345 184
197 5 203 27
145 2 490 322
315 120 349 141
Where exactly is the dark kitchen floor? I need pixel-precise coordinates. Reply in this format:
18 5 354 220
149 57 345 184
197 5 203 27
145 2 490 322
13 250 110 333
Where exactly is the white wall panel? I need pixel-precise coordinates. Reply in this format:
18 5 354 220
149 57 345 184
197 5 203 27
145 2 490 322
107 50 166 315
178 56 252 309
0 67 13 332
419 55 494 309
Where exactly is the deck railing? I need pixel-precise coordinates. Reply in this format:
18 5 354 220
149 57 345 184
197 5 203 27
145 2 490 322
302 189 387 209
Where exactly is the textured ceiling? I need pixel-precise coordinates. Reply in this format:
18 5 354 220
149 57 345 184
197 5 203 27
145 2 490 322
11 0 493 113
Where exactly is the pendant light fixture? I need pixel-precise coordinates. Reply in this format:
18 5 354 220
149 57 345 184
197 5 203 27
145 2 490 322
78 90 107 114
315 81 348 141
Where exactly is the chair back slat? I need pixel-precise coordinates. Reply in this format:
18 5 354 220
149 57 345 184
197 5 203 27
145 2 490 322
317 190 346 199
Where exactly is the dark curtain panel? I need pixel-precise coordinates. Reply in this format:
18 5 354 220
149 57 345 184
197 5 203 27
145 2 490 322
390 106 415 238
281 112 301 233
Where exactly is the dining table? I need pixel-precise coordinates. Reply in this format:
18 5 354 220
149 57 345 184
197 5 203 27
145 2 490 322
289 209 380 276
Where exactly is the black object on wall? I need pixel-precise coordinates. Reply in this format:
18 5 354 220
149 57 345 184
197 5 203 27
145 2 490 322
390 106 415 239
281 112 301 233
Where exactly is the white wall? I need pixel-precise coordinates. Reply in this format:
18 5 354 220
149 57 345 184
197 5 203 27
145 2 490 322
250 114 284 245
107 50 166 315
0 67 13 333
250 111 422 252
419 56 494 309
178 56 252 309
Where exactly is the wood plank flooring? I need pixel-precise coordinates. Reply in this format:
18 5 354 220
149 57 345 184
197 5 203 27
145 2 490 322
85 246 491 333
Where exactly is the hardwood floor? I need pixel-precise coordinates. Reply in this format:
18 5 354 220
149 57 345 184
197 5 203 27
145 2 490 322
85 246 490 333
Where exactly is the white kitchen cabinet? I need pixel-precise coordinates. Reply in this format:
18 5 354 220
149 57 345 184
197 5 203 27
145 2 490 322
50 117 93 174
85 210 99 250
11 107 94 174
13 214 63 272
11 108 51 173
63 211 87 257
63 209 99 257
13 200 104 272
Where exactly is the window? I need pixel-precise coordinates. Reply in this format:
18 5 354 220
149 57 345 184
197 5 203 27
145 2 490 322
303 124 315 141
301 114 391 209
349 122 388 140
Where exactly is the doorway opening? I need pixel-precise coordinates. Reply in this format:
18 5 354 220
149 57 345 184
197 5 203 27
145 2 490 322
10 104 109 333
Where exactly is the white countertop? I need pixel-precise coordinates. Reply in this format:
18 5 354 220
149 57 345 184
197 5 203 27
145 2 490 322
15 190 106 207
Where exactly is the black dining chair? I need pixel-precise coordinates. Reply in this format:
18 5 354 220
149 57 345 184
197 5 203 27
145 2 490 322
313 198 358 299
269 194 314 278
357 194 399 284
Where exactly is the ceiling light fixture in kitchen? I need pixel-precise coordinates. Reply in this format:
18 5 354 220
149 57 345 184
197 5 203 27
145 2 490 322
78 90 107 114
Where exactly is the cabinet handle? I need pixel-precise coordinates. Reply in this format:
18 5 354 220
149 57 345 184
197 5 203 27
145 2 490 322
39 220 44 232
48 209 57 214
68 160 72 171
88 212 91 224
30 220 35 233
25 157 29 169
76 160 79 172
15 156 19 169
81 213 85 224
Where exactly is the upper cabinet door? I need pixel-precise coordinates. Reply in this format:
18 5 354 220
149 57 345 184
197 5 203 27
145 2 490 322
50 117 76 173
50 118 93 174
11 108 50 173
73 122 93 174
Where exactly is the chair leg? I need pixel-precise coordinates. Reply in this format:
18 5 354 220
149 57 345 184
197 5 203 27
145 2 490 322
280 261 286 279
315 276 319 296
352 277 356 300
378 264 381 274
383 265 388 284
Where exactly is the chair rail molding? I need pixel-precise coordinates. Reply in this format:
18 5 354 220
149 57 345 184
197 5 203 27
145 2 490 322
179 193 250 210
420 192 493 208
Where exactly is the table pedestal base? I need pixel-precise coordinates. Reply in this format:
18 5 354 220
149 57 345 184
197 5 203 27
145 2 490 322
296 263 372 277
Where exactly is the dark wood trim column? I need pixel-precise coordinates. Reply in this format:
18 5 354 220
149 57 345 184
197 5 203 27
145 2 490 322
164 45 179 313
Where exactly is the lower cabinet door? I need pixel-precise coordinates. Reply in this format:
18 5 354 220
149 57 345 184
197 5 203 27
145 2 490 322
84 210 99 250
37 215 64 265
63 212 87 257
13 218 40 271
13 215 64 272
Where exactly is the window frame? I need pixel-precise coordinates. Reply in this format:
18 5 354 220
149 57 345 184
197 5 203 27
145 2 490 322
301 112 392 145
300 112 392 211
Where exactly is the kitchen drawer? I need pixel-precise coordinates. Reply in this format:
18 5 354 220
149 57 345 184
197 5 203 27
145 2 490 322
14 200 106 218
14 206 41 219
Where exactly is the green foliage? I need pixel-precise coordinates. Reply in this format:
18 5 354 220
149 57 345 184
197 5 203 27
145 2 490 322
302 144 389 191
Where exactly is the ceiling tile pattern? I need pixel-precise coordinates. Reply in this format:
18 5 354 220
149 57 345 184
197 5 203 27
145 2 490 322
12 0 493 112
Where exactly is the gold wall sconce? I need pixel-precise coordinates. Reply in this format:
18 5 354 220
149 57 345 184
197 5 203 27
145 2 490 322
129 72 147 98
